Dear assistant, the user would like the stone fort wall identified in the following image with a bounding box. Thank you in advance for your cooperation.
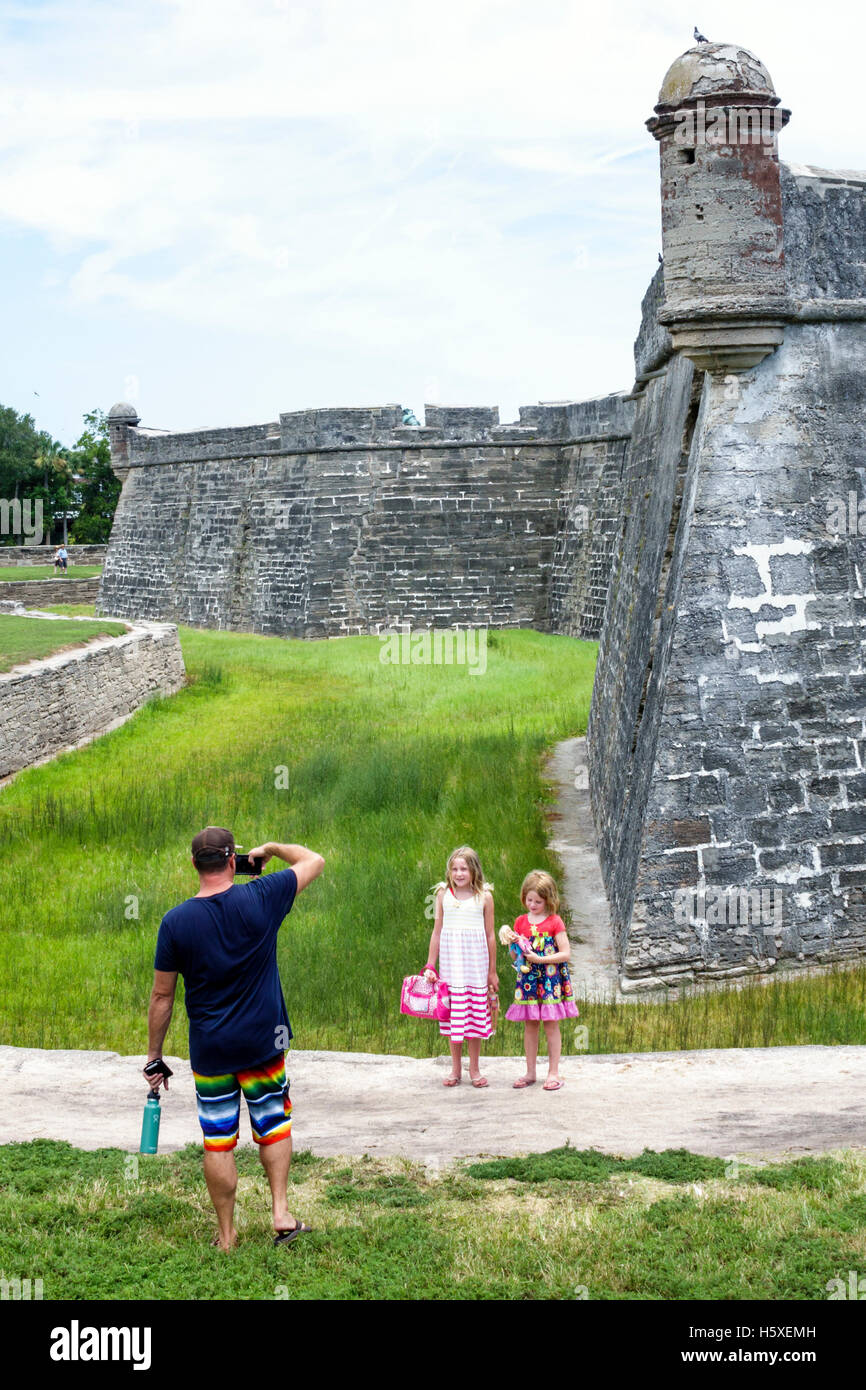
[587,163,866,986]
[98,398,634,639]
[0,544,107,566]
[98,39,866,988]
[0,618,185,781]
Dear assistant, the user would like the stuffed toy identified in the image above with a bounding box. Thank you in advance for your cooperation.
[499,923,545,976]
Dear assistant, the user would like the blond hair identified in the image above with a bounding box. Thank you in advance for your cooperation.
[520,869,560,914]
[445,845,487,898]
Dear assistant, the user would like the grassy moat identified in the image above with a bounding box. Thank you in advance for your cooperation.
[1,619,866,1056]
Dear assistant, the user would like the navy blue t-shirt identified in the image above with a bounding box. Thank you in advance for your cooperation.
[154,868,298,1075]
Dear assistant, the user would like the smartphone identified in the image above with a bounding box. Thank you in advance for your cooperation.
[143,1058,174,1080]
[234,854,263,876]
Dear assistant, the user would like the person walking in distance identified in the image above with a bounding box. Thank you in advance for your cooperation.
[143,827,324,1250]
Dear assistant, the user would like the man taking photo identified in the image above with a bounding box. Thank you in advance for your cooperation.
[143,827,324,1251]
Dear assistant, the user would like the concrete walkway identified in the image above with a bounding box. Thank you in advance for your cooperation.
[3,1043,865,1162]
[544,736,621,999]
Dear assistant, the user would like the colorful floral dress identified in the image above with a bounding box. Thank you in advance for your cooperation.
[504,913,579,1022]
[438,886,493,1041]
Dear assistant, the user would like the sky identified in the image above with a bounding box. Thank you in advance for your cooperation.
[0,0,863,445]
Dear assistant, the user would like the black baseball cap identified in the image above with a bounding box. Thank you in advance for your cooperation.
[191,826,235,866]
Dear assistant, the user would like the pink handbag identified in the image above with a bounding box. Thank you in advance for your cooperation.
[401,970,450,1021]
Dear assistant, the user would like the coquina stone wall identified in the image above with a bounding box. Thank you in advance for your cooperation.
[587,156,866,987]
[0,578,101,605]
[98,399,632,639]
[0,545,107,566]
[547,397,635,640]
[0,620,186,779]
[97,40,866,987]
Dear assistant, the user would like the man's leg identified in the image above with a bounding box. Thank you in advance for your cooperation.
[203,1149,238,1249]
[258,1135,300,1235]
[193,1068,242,1250]
[239,1054,306,1237]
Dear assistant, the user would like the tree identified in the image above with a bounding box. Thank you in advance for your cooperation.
[1,402,122,546]
[66,409,120,544]
[1,405,40,501]
[0,403,68,546]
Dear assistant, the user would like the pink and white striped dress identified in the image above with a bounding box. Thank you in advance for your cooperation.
[438,886,492,1040]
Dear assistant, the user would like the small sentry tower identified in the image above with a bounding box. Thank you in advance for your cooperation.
[647,42,791,371]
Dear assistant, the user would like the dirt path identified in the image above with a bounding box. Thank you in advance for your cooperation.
[3,1043,865,1162]
[544,736,621,998]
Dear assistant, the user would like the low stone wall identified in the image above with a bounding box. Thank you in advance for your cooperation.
[0,544,107,566]
[0,578,101,605]
[0,619,186,779]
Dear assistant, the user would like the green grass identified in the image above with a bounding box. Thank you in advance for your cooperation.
[467,1146,729,1184]
[0,614,129,673]
[3,620,866,1059]
[41,603,97,618]
[0,626,597,1055]
[578,965,866,1054]
[1,1140,864,1300]
[0,564,102,581]
[746,1157,847,1194]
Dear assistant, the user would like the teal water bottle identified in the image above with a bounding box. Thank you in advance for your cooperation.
[140,1090,162,1154]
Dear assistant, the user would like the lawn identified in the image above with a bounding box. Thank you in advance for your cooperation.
[0,614,129,674]
[0,565,102,581]
[1,1139,863,1300]
[0,626,597,1056]
[41,603,98,618]
[3,621,866,1058]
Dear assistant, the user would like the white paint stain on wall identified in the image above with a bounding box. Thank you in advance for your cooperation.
[728,538,818,638]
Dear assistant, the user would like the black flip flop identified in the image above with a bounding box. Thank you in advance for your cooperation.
[273,1220,313,1247]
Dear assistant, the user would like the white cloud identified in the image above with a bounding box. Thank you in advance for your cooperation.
[0,0,863,438]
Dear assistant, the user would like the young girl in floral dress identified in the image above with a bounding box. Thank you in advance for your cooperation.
[424,846,498,1088]
[501,869,577,1091]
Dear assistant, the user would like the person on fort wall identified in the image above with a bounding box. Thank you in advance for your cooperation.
[143,826,324,1251]
[424,846,498,1088]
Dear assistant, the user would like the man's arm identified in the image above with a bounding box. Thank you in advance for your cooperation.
[145,971,178,1088]
[246,841,325,894]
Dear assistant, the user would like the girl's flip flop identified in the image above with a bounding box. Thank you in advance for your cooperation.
[470,1076,489,1088]
[543,1080,564,1092]
[512,1078,536,1088]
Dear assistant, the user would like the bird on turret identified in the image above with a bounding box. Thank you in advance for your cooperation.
[693,26,709,43]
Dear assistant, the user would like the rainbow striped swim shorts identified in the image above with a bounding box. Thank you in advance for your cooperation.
[192,1053,292,1151]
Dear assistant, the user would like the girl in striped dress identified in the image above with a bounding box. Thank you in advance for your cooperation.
[424,846,498,1088]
